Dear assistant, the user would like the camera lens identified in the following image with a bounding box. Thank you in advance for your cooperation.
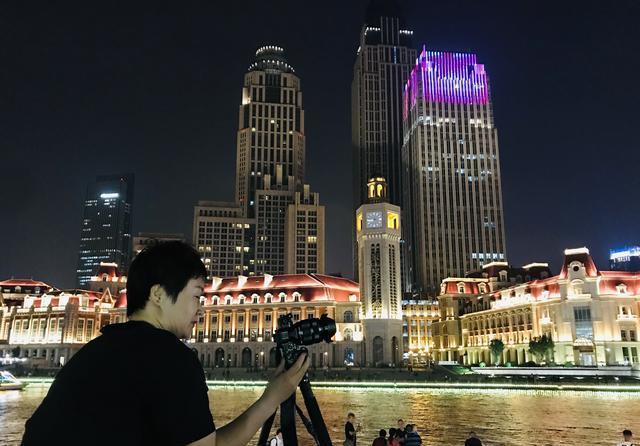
[293,314,336,345]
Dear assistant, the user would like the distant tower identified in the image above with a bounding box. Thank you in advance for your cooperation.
[76,174,134,288]
[356,177,403,366]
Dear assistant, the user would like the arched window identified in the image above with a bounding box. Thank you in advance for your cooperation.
[343,310,354,323]
[499,271,508,282]
[238,295,245,305]
[478,283,487,294]
[617,283,628,295]
[213,296,219,306]
[265,293,272,304]
[279,292,286,302]
[225,295,232,305]
[252,294,259,304]
[343,328,353,341]
[457,282,465,294]
[293,292,301,302]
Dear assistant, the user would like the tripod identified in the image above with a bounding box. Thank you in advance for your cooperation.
[257,372,333,446]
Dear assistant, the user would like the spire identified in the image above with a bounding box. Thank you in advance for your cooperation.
[365,0,406,27]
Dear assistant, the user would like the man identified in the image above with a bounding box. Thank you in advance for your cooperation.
[403,424,422,446]
[396,419,406,443]
[619,429,635,446]
[345,412,357,446]
[269,428,283,446]
[372,429,387,446]
[465,432,482,446]
[22,241,309,446]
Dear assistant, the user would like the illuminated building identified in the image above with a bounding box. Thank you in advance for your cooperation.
[87,262,127,295]
[0,279,52,308]
[0,288,122,366]
[132,232,185,256]
[402,299,439,365]
[194,46,324,277]
[610,246,640,272]
[1,274,361,368]
[285,186,325,274]
[431,248,640,367]
[76,174,134,287]
[402,48,507,295]
[356,177,403,365]
[351,1,417,283]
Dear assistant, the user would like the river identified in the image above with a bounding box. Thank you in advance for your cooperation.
[1,384,637,445]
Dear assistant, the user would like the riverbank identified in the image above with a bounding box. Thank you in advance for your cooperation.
[18,376,640,392]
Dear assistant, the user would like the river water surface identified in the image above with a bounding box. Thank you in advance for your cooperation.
[1,384,637,445]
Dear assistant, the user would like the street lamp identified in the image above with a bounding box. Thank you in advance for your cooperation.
[260,351,265,369]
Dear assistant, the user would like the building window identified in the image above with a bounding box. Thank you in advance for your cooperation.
[631,330,637,342]
[573,306,593,340]
[622,330,628,341]
[457,283,465,294]
[344,311,354,323]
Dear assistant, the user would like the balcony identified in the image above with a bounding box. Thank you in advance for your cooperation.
[617,314,638,322]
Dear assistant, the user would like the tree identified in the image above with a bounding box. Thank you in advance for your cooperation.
[529,334,555,364]
[489,339,505,366]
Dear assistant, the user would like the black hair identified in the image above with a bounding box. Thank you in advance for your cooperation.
[347,412,355,418]
[276,428,282,434]
[379,429,387,437]
[624,429,633,436]
[126,241,207,316]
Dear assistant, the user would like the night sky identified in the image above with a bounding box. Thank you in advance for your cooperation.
[2,1,639,288]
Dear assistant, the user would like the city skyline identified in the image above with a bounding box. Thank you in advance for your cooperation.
[2,1,639,287]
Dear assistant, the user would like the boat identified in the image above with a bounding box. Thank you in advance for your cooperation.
[0,370,28,390]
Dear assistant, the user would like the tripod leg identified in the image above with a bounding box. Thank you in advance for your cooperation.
[257,411,277,446]
[295,404,319,445]
[281,393,298,446]
[299,376,333,446]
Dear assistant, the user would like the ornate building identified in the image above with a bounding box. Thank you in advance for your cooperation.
[0,288,125,367]
[431,248,640,367]
[87,262,127,296]
[356,177,403,365]
[0,274,361,369]
[0,279,52,308]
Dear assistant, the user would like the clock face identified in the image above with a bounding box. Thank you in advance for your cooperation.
[365,211,383,228]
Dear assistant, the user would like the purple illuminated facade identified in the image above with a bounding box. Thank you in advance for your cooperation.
[402,46,507,295]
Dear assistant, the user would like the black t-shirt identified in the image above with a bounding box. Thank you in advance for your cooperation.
[345,421,356,440]
[22,321,215,446]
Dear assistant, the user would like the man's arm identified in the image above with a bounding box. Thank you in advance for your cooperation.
[188,354,310,446]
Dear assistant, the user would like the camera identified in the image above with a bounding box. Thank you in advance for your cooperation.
[274,313,336,367]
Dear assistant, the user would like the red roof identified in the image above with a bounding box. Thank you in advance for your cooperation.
[559,252,599,278]
[203,274,360,304]
[93,263,123,280]
[0,278,50,288]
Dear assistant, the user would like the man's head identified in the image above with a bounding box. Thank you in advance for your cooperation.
[276,428,282,439]
[405,424,414,433]
[397,419,405,429]
[389,428,396,438]
[347,412,355,422]
[623,429,633,441]
[379,429,387,438]
[127,241,207,338]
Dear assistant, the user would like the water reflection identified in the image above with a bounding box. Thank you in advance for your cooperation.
[2,384,637,445]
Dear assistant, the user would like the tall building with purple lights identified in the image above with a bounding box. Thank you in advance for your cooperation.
[352,0,417,283]
[402,47,507,295]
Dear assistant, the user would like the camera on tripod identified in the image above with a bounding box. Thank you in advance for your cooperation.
[259,313,337,445]
[273,313,336,367]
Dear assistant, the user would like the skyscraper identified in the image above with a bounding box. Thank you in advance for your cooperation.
[402,48,507,295]
[76,174,134,287]
[352,1,416,281]
[194,46,324,278]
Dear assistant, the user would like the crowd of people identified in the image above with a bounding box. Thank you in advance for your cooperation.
[344,414,483,446]
[345,413,636,446]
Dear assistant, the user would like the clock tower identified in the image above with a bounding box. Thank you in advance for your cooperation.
[356,177,403,366]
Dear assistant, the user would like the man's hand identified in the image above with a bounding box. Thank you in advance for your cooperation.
[262,354,310,406]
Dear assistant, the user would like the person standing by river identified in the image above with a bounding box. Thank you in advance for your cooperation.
[618,429,635,446]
